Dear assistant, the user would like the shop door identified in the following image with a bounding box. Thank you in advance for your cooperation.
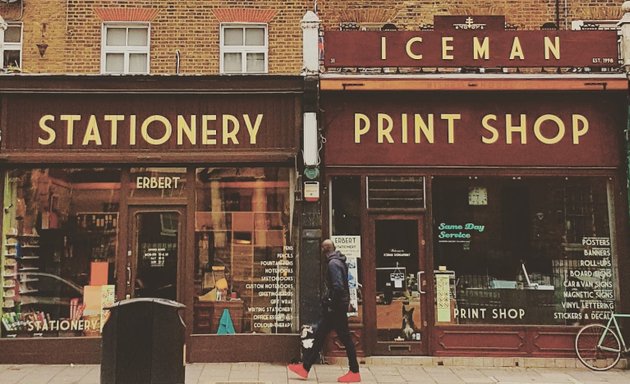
[367,215,428,355]
[127,207,186,301]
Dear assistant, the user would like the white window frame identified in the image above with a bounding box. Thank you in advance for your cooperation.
[571,20,619,31]
[101,22,150,74]
[220,23,268,74]
[2,22,22,70]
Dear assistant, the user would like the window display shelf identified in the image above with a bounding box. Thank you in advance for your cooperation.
[76,212,118,231]
[3,233,43,311]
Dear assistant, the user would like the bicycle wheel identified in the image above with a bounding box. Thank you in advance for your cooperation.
[575,323,621,371]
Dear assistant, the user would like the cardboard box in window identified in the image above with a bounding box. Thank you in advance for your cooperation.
[195,212,227,231]
[232,212,254,231]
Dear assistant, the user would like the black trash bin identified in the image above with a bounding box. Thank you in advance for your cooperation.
[101,297,186,384]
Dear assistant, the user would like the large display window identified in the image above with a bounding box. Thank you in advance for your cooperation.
[1,168,120,338]
[193,167,296,334]
[433,176,615,326]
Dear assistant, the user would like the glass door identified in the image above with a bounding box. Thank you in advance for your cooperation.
[368,215,428,355]
[128,207,185,301]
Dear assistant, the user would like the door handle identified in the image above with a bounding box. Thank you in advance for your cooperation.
[126,264,131,287]
[417,271,426,294]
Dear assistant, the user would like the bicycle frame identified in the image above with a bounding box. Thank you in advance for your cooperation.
[598,313,630,354]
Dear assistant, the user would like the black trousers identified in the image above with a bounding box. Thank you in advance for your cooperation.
[302,307,359,373]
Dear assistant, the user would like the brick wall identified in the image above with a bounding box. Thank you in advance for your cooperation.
[1,0,311,74]
[317,0,624,31]
[0,1,626,74]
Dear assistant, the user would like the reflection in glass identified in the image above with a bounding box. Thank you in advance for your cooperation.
[193,168,295,335]
[1,168,120,338]
[134,212,179,300]
[375,220,421,342]
[433,177,613,326]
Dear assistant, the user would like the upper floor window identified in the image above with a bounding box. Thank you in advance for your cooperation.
[3,23,22,70]
[220,24,267,74]
[101,24,150,74]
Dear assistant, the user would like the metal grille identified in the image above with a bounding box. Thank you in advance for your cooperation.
[367,176,425,209]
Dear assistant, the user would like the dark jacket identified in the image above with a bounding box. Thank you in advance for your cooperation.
[325,250,350,312]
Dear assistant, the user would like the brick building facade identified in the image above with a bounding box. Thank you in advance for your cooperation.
[0,0,628,366]
[317,0,622,31]
[1,0,309,74]
[0,1,625,75]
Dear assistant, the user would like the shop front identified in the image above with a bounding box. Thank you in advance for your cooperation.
[320,80,630,357]
[0,75,303,363]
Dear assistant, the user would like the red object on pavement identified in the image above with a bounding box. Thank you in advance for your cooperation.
[288,363,309,379]
[338,371,361,383]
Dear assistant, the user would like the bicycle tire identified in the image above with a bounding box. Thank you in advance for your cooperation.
[575,323,621,371]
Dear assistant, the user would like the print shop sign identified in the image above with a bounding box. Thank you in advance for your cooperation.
[354,113,590,146]
[437,223,485,243]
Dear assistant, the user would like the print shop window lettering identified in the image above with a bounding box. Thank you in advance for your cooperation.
[37,114,264,146]
[438,223,485,239]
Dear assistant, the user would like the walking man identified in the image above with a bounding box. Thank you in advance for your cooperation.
[288,239,361,382]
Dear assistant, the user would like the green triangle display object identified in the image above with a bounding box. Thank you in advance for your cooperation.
[217,308,236,335]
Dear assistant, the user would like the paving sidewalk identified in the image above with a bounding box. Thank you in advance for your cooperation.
[0,363,628,384]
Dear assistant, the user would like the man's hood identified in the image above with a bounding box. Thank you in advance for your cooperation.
[327,250,346,263]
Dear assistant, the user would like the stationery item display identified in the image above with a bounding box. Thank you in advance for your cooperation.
[217,309,235,335]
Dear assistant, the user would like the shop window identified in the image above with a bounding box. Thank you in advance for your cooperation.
[433,177,614,326]
[331,176,361,235]
[2,23,22,71]
[101,23,150,74]
[193,168,294,334]
[220,24,268,74]
[1,168,120,338]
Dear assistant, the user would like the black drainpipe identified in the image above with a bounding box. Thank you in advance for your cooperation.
[555,0,561,29]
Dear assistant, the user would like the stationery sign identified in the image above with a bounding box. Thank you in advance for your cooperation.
[324,30,618,68]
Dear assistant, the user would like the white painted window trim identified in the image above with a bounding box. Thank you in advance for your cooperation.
[571,20,619,31]
[220,23,268,74]
[101,22,151,74]
[2,22,23,70]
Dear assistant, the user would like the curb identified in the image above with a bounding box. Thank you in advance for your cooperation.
[325,356,629,370]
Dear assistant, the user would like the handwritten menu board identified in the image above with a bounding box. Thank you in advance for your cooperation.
[554,237,614,323]
[248,247,295,331]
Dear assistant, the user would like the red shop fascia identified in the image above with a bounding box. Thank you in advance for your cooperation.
[320,18,630,358]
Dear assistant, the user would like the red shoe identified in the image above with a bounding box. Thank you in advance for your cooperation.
[288,363,309,379]
[338,371,361,382]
